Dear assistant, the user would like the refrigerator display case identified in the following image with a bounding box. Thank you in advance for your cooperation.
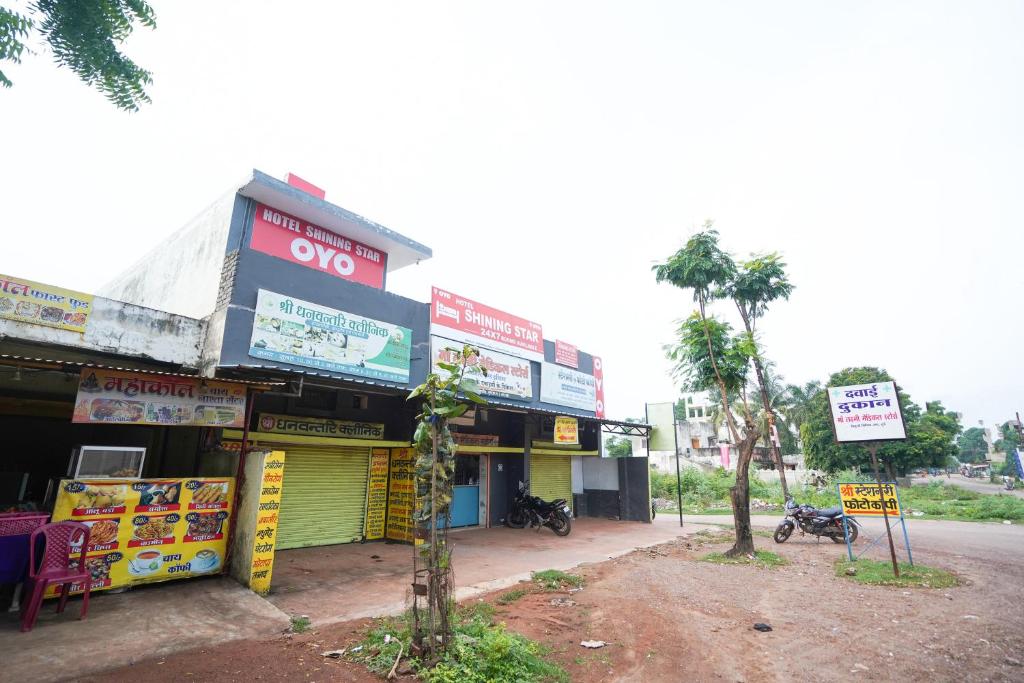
[67,446,146,479]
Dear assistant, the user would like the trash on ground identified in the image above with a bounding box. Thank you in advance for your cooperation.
[753,623,773,632]
[581,640,606,648]
[321,649,346,658]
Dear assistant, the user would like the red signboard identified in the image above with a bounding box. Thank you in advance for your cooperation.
[430,287,544,362]
[593,356,605,419]
[555,340,579,368]
[249,203,387,288]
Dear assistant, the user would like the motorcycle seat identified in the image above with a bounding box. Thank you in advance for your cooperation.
[816,506,843,518]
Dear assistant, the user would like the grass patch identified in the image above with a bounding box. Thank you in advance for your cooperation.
[652,467,1024,523]
[702,550,788,568]
[289,615,311,633]
[350,602,567,682]
[531,569,584,591]
[835,559,960,588]
[497,588,529,605]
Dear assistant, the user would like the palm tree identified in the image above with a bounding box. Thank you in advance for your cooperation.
[724,253,795,499]
[782,380,823,448]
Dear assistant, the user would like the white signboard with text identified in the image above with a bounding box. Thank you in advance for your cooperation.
[430,336,533,400]
[540,362,596,412]
[827,381,906,442]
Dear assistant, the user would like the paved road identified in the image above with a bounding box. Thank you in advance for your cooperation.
[913,473,1024,498]
[659,513,1024,563]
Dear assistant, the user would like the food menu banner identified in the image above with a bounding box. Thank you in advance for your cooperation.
[385,448,415,543]
[364,448,389,540]
[0,273,93,333]
[47,477,234,597]
[249,289,412,384]
[249,451,285,596]
[72,370,247,427]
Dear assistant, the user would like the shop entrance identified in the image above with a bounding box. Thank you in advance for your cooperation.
[275,445,370,549]
[530,453,572,510]
[450,455,480,528]
[488,453,524,527]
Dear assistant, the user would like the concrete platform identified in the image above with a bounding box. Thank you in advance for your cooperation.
[0,576,291,683]
[267,517,689,624]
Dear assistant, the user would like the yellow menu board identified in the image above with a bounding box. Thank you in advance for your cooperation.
[385,448,415,543]
[364,448,389,540]
[48,477,235,597]
[249,451,284,595]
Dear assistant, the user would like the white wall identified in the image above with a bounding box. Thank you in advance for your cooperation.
[582,456,619,491]
[99,192,235,319]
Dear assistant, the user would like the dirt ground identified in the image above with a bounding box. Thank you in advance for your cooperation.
[80,526,1024,682]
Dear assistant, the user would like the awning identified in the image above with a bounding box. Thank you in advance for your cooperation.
[0,354,285,389]
[217,364,409,393]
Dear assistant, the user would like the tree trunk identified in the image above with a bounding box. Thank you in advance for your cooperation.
[738,309,790,500]
[884,459,896,483]
[726,428,759,557]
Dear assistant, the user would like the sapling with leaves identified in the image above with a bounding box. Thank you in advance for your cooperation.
[406,343,486,659]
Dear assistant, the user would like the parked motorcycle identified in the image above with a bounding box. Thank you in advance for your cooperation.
[773,498,859,544]
[505,483,572,536]
[1005,476,1016,491]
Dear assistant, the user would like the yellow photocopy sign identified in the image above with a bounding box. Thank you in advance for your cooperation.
[838,482,901,517]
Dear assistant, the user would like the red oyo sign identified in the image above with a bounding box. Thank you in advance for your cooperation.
[555,340,579,368]
[430,287,543,362]
[250,203,387,288]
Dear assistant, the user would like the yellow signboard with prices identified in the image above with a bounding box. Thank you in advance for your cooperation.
[249,451,285,595]
[838,482,901,517]
[554,416,579,445]
[48,477,234,597]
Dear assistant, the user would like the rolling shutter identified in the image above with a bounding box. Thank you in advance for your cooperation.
[530,453,572,510]
[275,445,371,550]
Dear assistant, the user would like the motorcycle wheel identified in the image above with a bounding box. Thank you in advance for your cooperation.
[831,524,856,544]
[773,522,793,543]
[550,510,572,536]
[505,509,527,529]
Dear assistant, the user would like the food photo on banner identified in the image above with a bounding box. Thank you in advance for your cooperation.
[0,273,94,333]
[47,477,235,596]
[248,289,412,383]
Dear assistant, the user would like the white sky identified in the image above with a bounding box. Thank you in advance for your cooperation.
[2,1,1021,431]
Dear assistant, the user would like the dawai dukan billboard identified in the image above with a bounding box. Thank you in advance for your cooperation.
[430,287,544,362]
[250,203,387,288]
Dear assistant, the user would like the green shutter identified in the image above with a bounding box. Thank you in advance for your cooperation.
[529,453,572,510]
[275,445,370,550]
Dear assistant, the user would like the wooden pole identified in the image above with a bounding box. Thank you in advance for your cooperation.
[868,443,900,578]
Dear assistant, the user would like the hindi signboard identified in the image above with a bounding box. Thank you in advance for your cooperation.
[249,289,412,383]
[72,370,246,428]
[385,448,415,543]
[430,336,532,400]
[554,416,579,445]
[540,362,597,412]
[555,340,578,368]
[0,273,93,333]
[48,476,234,596]
[430,287,544,362]
[249,451,285,595]
[258,413,385,440]
[838,482,901,516]
[249,203,387,288]
[827,381,906,442]
[364,448,390,540]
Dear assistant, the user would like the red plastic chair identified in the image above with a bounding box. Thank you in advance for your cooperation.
[20,521,91,632]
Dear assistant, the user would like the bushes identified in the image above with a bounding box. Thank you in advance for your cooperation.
[650,466,840,510]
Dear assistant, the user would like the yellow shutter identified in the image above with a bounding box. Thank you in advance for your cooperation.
[274,445,370,550]
[529,453,572,510]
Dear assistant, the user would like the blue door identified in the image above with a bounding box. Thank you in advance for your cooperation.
[450,485,480,527]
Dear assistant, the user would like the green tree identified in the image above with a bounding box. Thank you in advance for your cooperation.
[407,343,486,657]
[956,427,988,463]
[995,422,1022,475]
[802,367,960,478]
[604,435,633,457]
[1,1,156,110]
[781,380,822,447]
[724,253,795,498]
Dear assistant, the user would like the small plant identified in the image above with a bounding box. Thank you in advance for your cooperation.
[835,559,960,588]
[532,569,584,591]
[702,550,788,568]
[497,588,529,605]
[289,615,311,633]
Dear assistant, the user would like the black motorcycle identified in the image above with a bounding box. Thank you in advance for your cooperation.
[773,498,860,544]
[505,483,572,536]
